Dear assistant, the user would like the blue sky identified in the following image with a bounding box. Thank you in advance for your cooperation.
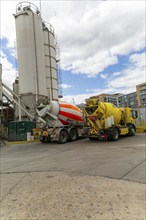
[1,37,17,69]
[0,1,145,104]
[62,47,146,96]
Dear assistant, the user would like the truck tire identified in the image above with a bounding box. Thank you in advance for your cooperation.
[89,137,97,140]
[107,136,112,141]
[110,128,119,141]
[58,129,68,144]
[69,128,78,141]
[128,125,135,136]
[40,136,49,143]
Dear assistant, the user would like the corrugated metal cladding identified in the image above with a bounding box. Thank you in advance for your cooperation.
[14,2,58,112]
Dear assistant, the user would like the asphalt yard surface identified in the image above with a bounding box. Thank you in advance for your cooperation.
[0,133,146,220]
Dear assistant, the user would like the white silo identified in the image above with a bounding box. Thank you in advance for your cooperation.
[43,22,58,100]
[14,2,47,113]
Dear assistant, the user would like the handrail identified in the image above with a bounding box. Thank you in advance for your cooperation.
[16,2,40,16]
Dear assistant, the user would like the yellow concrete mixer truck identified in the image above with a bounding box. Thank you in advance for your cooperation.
[84,98,138,141]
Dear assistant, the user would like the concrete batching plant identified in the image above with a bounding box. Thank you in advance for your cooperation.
[13,2,60,119]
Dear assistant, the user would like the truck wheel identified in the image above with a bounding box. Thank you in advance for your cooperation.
[107,136,112,141]
[69,128,78,141]
[110,128,119,141]
[128,125,135,136]
[89,137,97,140]
[40,136,48,143]
[58,129,68,144]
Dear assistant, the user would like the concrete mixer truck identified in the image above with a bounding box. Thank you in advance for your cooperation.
[84,98,138,141]
[36,100,88,143]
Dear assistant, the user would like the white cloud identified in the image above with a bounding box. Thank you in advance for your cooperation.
[1,1,18,47]
[112,72,121,77]
[61,83,73,89]
[1,51,17,89]
[46,1,145,77]
[61,86,119,105]
[100,73,108,79]
[65,51,118,77]
[0,1,145,104]
[1,1,144,76]
[129,53,145,67]
[60,93,93,105]
[62,52,145,104]
[107,53,145,90]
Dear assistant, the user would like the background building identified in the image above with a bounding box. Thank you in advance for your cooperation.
[90,93,120,106]
[118,92,138,108]
[136,82,146,107]
[89,82,146,109]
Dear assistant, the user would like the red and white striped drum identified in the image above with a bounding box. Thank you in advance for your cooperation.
[37,101,84,125]
[58,101,84,125]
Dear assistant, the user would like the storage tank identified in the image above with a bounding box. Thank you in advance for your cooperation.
[14,2,47,111]
[43,22,58,100]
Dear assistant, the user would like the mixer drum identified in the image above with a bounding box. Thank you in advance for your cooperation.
[58,101,84,125]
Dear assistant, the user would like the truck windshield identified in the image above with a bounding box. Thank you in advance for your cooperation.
[131,110,138,119]
[85,106,98,115]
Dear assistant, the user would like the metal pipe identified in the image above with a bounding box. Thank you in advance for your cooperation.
[18,96,22,121]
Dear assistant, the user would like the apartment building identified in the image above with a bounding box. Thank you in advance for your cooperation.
[118,92,138,108]
[90,93,120,106]
[136,82,146,107]
[89,82,146,109]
